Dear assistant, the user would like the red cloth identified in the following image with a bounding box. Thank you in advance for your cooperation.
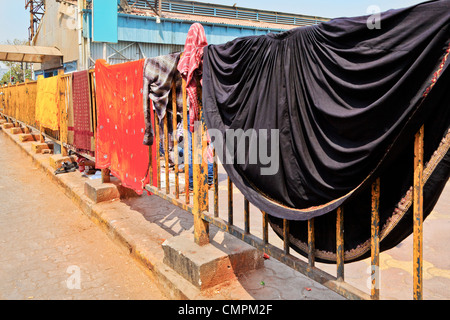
[177,23,208,132]
[72,70,93,151]
[95,59,149,194]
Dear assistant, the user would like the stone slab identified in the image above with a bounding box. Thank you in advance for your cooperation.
[10,127,25,134]
[84,179,120,203]
[18,133,41,142]
[49,154,77,170]
[162,231,264,290]
[1,123,13,130]
[31,142,54,154]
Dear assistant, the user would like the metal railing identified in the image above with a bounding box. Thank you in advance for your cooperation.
[141,74,431,300]
[0,67,430,301]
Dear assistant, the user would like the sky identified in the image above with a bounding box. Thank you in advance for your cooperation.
[0,0,429,67]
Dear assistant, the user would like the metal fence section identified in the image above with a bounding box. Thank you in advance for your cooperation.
[0,70,429,301]
[142,76,428,300]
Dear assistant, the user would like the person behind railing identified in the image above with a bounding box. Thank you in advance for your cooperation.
[178,114,213,192]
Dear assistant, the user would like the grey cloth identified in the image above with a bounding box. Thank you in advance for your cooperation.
[143,53,184,146]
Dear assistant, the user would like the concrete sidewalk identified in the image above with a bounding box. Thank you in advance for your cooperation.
[1,121,449,300]
[0,123,345,300]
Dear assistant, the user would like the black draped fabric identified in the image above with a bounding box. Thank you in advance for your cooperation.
[202,0,450,263]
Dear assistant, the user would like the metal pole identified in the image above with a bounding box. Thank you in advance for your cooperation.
[413,125,424,300]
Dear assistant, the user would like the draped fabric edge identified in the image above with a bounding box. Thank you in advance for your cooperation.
[203,37,450,223]
[94,59,148,196]
[270,128,450,263]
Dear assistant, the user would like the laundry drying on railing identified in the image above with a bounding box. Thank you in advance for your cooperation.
[35,75,60,131]
[71,70,95,153]
[142,52,184,147]
[94,59,149,195]
[202,0,450,263]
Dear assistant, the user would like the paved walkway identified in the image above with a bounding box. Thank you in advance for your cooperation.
[0,133,166,300]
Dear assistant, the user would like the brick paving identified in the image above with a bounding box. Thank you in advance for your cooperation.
[0,133,166,300]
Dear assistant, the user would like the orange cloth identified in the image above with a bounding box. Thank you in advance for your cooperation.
[35,75,59,130]
[95,59,149,194]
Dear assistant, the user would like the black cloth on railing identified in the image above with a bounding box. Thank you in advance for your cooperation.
[202,0,450,262]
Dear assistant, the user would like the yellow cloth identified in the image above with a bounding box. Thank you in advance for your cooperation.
[35,76,59,130]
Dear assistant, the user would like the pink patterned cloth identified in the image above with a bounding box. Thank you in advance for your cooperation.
[177,23,208,132]
[72,70,93,151]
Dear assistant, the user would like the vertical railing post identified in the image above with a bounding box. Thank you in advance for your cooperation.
[101,168,111,183]
[163,110,170,194]
[172,81,179,199]
[228,177,233,226]
[192,77,210,246]
[244,198,250,234]
[262,211,269,245]
[213,148,219,217]
[283,218,290,255]
[182,78,190,203]
[371,177,381,300]
[58,69,68,156]
[413,125,424,300]
[155,109,161,189]
[308,218,315,268]
[336,207,345,282]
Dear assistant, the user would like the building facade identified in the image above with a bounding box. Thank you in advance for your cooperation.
[31,0,328,76]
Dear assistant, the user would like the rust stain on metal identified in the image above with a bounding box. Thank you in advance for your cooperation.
[413,125,424,300]
[336,207,344,282]
[308,218,315,268]
[371,177,380,300]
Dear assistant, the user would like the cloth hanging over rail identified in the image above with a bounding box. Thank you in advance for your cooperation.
[142,53,183,146]
[71,70,94,152]
[203,0,450,263]
[35,75,59,131]
[178,22,208,132]
[95,59,149,195]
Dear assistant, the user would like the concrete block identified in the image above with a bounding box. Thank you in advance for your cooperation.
[49,154,77,170]
[18,133,41,142]
[162,231,264,290]
[84,179,120,203]
[0,119,6,125]
[1,123,13,130]
[10,127,24,134]
[31,142,54,154]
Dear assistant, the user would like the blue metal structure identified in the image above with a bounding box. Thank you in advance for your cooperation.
[81,0,326,65]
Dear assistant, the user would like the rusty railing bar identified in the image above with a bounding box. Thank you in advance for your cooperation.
[308,218,315,268]
[213,148,219,217]
[371,177,380,300]
[155,109,161,189]
[163,110,170,194]
[182,78,190,204]
[413,125,424,300]
[172,80,179,199]
[336,206,345,282]
[262,210,269,244]
[228,177,233,226]
[244,198,250,234]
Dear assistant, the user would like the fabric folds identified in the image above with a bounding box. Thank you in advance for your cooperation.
[35,75,59,131]
[142,53,183,146]
[178,23,208,132]
[95,59,149,195]
[72,70,93,151]
[202,0,450,262]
